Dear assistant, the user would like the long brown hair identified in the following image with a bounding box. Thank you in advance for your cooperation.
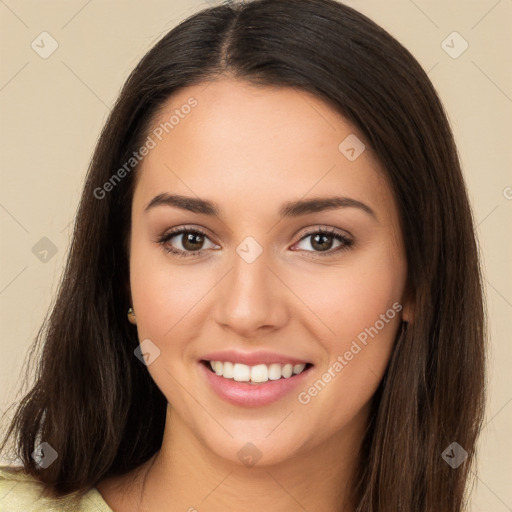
[0,1,486,510]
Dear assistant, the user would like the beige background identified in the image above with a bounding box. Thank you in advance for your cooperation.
[0,0,511,509]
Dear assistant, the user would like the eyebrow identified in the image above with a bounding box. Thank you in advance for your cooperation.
[144,193,377,220]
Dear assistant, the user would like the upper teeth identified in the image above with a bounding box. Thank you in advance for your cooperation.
[209,361,307,383]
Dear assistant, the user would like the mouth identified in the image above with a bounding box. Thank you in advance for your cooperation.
[200,360,314,384]
[198,359,315,407]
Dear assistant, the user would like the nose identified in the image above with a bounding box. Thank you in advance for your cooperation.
[213,246,289,339]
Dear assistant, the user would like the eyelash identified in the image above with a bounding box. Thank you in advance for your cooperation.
[156,226,353,259]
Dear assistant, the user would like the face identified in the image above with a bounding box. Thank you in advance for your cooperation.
[128,78,410,466]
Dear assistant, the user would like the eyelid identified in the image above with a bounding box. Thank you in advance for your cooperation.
[158,225,218,244]
[293,224,353,240]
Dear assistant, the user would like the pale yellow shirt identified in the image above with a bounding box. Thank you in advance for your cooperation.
[0,465,113,511]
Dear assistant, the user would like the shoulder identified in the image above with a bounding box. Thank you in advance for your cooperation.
[0,465,113,512]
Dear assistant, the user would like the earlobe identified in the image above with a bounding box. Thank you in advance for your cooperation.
[401,301,413,324]
[400,285,414,324]
[127,307,137,325]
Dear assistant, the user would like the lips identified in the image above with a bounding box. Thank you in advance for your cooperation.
[199,361,313,407]
[198,349,315,407]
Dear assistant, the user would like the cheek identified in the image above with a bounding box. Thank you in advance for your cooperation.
[293,243,403,376]
[306,325,400,456]
[128,241,215,407]
[293,244,405,436]
[129,235,218,359]
[291,240,405,346]
[299,310,399,443]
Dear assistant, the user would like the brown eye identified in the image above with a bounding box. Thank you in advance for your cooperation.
[309,233,335,252]
[180,232,205,251]
[293,228,353,257]
[157,228,218,258]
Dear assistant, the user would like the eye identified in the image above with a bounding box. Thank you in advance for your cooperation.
[292,227,353,257]
[156,226,353,259]
[156,227,218,258]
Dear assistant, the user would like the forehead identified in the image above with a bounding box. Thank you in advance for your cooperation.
[133,78,394,224]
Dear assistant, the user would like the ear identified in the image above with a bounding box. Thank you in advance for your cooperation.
[127,307,137,325]
[402,301,413,323]
[400,285,414,324]
[400,284,416,323]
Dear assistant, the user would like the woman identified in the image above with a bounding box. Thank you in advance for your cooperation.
[0,0,486,510]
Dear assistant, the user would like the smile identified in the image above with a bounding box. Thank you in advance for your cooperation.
[204,360,312,383]
[199,359,314,407]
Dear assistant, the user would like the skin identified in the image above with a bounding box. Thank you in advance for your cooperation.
[96,77,411,512]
